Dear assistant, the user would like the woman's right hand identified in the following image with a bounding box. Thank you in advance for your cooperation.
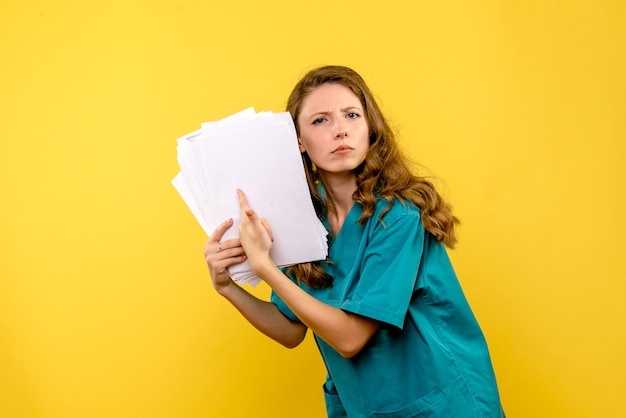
[204,218,247,293]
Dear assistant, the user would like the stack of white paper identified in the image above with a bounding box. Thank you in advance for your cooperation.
[172,108,328,286]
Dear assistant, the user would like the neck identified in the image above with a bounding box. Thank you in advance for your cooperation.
[319,171,357,236]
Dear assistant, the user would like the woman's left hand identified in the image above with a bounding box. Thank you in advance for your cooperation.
[237,189,274,274]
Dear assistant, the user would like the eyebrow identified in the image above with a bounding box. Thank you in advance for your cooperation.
[307,106,362,118]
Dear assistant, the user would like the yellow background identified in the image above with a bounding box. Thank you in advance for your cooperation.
[1,1,624,417]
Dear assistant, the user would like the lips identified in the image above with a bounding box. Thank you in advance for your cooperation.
[332,145,353,153]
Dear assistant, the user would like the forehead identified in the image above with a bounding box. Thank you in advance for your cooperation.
[300,83,362,113]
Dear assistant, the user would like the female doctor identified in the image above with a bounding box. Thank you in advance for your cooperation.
[204,65,505,417]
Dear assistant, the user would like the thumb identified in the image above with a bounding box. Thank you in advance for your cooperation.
[261,218,274,241]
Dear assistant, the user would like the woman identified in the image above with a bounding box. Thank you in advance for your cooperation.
[204,65,504,417]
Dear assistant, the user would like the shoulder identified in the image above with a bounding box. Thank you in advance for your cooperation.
[373,197,422,223]
[361,197,423,238]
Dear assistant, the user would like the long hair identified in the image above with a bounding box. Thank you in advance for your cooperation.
[286,65,459,288]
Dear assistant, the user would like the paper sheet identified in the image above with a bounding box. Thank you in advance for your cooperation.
[172,108,328,286]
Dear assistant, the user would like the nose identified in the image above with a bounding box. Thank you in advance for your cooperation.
[334,120,348,139]
[335,130,348,139]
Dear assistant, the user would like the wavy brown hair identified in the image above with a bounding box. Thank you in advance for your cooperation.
[286,65,459,289]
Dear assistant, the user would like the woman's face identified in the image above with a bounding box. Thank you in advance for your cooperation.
[297,83,369,177]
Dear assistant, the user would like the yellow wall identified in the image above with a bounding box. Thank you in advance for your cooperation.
[1,1,624,416]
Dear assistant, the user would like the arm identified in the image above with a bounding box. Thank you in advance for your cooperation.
[236,190,381,358]
[204,219,307,348]
[216,279,307,348]
[260,263,380,358]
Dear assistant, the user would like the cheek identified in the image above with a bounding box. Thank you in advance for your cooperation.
[298,136,312,154]
[360,147,369,163]
[297,132,319,154]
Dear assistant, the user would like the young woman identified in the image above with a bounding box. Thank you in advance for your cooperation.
[204,66,505,417]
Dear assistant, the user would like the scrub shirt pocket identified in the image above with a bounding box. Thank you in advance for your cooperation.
[323,383,348,418]
[372,387,450,417]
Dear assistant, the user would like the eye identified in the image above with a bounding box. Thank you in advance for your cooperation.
[312,117,326,125]
[346,112,360,119]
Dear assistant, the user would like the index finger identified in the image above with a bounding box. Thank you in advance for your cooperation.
[238,189,260,221]
[237,188,249,212]
[210,218,234,242]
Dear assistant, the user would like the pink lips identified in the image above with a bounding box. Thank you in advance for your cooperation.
[332,145,353,154]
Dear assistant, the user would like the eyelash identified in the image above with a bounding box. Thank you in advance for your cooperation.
[311,113,360,125]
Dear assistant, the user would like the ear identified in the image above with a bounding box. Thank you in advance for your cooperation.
[298,138,305,153]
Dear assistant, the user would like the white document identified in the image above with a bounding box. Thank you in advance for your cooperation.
[172,108,328,286]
